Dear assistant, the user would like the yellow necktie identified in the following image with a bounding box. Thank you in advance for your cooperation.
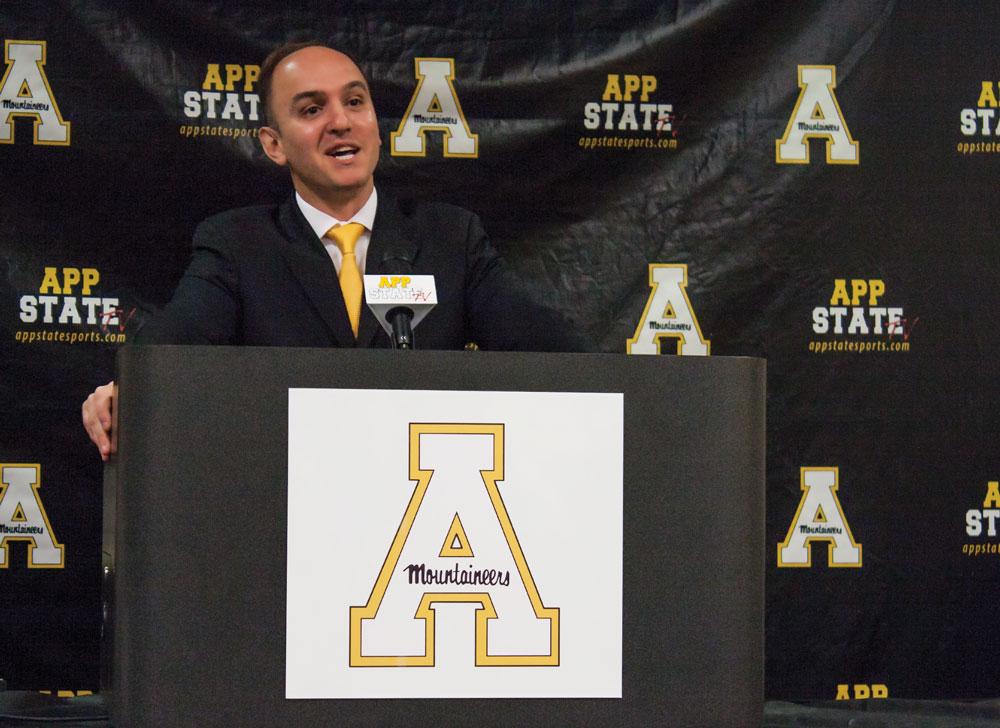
[326,222,365,337]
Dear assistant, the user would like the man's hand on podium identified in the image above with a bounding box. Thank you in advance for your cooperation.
[82,381,115,461]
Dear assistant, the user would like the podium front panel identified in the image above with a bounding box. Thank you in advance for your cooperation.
[104,347,764,727]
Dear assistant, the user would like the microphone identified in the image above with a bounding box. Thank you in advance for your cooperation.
[387,304,414,350]
[381,250,415,350]
[364,250,438,350]
[381,248,413,349]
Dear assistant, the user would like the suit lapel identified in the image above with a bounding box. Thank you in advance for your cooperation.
[356,194,422,348]
[275,197,356,346]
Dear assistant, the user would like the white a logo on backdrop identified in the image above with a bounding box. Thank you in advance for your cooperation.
[627,264,710,355]
[390,58,478,157]
[0,464,64,568]
[776,65,858,165]
[287,389,623,698]
[0,40,70,145]
[777,467,862,567]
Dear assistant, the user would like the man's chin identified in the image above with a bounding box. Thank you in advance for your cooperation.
[328,178,372,198]
[297,173,370,196]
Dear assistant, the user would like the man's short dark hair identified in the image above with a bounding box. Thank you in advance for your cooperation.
[258,42,366,128]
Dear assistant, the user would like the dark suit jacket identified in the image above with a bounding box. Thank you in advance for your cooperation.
[136,193,591,352]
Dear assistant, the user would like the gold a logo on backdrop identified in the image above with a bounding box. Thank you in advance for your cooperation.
[778,467,862,568]
[390,58,478,158]
[627,264,710,355]
[0,464,64,568]
[0,40,70,145]
[776,65,858,165]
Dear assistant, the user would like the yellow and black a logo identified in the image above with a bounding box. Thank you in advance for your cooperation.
[627,264,709,355]
[776,65,857,165]
[0,464,64,568]
[390,58,478,158]
[0,40,71,145]
[778,467,861,567]
[350,423,559,667]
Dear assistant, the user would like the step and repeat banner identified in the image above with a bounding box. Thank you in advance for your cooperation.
[2,0,998,700]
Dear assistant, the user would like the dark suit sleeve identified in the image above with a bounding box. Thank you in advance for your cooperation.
[462,213,594,353]
[133,219,242,345]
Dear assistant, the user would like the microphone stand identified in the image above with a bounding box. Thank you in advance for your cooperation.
[387,306,414,350]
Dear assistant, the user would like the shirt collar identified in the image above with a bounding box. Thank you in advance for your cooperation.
[295,187,378,240]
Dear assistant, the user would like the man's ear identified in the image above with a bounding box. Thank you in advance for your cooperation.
[259,126,287,166]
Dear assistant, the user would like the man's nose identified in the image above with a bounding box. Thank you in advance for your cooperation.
[325,104,350,132]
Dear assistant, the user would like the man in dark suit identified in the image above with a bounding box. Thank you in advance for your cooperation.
[137,187,580,352]
[82,43,590,458]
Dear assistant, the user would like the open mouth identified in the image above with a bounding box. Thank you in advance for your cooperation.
[327,145,359,160]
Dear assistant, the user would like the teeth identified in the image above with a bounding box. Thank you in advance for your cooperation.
[331,148,357,157]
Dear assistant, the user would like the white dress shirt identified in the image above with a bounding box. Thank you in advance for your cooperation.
[295,188,378,275]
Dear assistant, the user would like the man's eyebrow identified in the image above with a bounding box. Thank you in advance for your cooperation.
[343,80,369,94]
[289,81,368,107]
[289,90,325,107]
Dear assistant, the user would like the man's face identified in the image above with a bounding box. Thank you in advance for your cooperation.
[259,47,380,212]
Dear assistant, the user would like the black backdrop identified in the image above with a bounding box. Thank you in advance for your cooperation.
[2,0,999,700]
